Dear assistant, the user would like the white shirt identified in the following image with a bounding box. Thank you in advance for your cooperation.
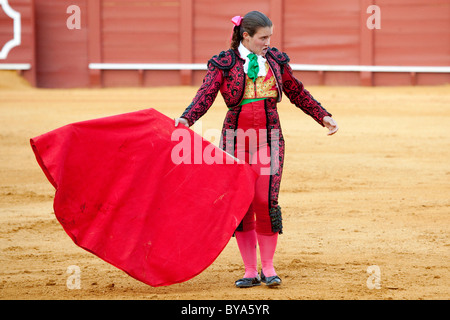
[238,42,267,78]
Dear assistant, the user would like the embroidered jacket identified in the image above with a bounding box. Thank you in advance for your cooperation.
[181,47,331,126]
[180,47,332,234]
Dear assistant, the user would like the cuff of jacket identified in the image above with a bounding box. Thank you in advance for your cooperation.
[179,115,193,127]
[315,109,332,127]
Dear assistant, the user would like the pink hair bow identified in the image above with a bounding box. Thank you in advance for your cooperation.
[230,16,243,41]
[231,15,243,27]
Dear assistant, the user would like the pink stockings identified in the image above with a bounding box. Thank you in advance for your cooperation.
[257,232,278,277]
[235,230,278,278]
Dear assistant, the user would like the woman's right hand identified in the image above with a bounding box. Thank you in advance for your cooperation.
[174,117,189,127]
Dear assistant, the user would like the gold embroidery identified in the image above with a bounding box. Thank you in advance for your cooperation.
[243,62,278,99]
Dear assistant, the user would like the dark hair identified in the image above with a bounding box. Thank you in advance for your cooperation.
[230,11,273,50]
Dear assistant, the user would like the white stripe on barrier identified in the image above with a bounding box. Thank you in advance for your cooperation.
[0,63,31,70]
[89,63,450,73]
[290,64,450,73]
[89,63,207,71]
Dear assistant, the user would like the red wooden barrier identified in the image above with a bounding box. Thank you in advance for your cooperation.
[0,0,36,86]
[1,0,449,88]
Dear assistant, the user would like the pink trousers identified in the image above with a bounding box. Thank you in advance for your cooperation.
[235,100,275,236]
[234,100,279,278]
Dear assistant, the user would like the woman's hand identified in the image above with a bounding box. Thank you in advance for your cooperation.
[322,116,338,136]
[174,117,190,127]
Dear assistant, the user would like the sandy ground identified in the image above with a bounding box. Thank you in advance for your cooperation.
[0,71,449,300]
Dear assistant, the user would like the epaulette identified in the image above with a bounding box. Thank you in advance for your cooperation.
[208,49,237,71]
[267,47,290,65]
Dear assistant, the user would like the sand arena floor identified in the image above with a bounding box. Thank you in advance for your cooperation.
[0,71,448,300]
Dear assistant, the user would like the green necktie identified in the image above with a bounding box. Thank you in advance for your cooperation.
[247,53,259,83]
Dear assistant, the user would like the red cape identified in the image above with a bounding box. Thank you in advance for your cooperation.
[30,108,256,287]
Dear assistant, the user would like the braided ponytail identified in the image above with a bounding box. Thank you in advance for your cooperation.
[230,25,242,50]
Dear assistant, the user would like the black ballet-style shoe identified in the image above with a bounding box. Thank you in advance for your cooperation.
[261,270,281,287]
[235,276,261,288]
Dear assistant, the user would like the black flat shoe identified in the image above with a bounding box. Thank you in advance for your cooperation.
[261,270,282,287]
[235,276,261,288]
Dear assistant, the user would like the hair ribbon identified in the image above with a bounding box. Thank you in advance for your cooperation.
[230,16,243,41]
[231,15,243,26]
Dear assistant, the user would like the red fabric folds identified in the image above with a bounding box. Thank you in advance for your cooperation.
[30,108,257,287]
